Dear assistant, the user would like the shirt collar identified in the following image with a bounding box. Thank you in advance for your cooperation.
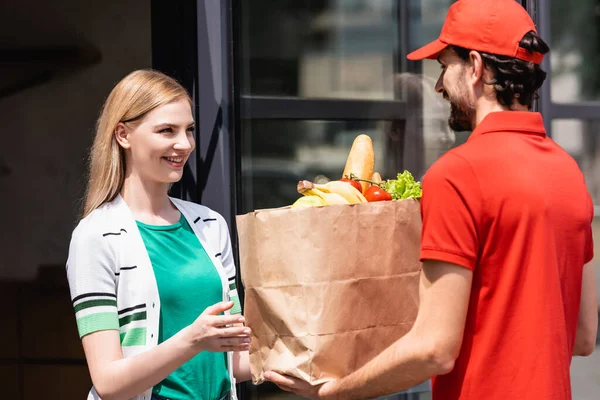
[468,111,546,141]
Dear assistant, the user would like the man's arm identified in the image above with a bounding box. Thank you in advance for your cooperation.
[266,260,473,400]
[573,261,598,357]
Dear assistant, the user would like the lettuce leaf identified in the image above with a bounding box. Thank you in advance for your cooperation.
[383,171,422,200]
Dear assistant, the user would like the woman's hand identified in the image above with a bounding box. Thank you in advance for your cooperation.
[185,301,251,353]
[233,349,252,382]
[81,301,250,399]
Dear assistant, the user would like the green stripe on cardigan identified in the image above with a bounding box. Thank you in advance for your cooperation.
[77,312,119,338]
[119,311,147,327]
[74,298,117,313]
[120,327,147,347]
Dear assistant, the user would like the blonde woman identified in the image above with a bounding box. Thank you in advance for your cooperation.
[66,69,251,400]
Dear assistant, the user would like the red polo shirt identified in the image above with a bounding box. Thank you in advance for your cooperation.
[420,111,595,400]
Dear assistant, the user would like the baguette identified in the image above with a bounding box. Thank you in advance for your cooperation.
[342,134,375,193]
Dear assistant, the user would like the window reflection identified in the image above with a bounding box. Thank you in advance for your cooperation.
[380,73,454,181]
[552,119,600,205]
[550,0,600,103]
[240,0,400,99]
[240,119,387,212]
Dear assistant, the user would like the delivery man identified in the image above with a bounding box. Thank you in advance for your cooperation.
[265,0,598,399]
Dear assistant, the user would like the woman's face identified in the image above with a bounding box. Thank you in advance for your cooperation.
[117,98,195,184]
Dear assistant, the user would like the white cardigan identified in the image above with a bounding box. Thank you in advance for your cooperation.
[66,195,240,400]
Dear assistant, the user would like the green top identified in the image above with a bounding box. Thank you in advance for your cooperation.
[137,214,230,400]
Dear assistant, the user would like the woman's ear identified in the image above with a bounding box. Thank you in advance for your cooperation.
[114,122,131,149]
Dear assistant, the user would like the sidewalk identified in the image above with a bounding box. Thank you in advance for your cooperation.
[571,344,600,400]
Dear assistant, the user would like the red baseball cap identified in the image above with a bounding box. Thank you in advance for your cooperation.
[407,0,544,64]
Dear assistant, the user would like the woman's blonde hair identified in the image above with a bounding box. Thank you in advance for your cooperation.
[83,69,192,218]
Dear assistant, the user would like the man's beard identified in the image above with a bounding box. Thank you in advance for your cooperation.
[448,99,475,132]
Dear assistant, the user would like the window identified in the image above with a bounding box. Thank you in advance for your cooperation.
[235,0,455,398]
[548,0,600,103]
[552,120,600,205]
[536,0,600,396]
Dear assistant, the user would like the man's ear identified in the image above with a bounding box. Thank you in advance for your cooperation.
[114,122,131,149]
[468,51,486,86]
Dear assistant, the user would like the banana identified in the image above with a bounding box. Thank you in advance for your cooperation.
[297,181,350,206]
[313,180,367,204]
[291,196,326,209]
[371,172,383,184]
[308,188,350,205]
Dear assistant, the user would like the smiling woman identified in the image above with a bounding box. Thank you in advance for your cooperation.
[114,98,196,193]
[83,70,194,218]
[65,69,252,400]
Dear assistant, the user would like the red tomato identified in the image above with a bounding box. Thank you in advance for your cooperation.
[364,185,392,202]
[341,178,363,193]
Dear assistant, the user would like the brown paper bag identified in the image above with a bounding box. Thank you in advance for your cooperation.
[236,199,422,385]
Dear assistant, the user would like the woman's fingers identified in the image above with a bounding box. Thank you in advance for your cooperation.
[221,344,251,352]
[202,301,234,316]
[210,314,245,327]
[218,326,251,337]
[220,336,251,346]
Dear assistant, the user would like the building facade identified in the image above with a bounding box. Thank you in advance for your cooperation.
[0,0,598,399]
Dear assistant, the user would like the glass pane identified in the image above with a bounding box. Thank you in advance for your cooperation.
[410,0,455,92]
[237,2,455,398]
[239,0,400,99]
[240,115,455,213]
[550,0,600,103]
[409,0,454,49]
[555,121,600,397]
[551,119,600,204]
[570,214,600,398]
[238,0,457,101]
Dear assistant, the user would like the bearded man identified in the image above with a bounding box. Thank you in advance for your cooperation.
[266,0,598,399]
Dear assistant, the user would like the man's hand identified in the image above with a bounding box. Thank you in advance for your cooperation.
[264,371,338,400]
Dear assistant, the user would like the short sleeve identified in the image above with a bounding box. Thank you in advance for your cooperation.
[218,215,242,315]
[420,153,483,270]
[66,223,119,338]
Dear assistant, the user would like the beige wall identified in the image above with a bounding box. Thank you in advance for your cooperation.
[0,0,151,280]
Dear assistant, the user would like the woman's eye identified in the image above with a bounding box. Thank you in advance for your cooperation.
[159,128,173,134]
[186,127,195,134]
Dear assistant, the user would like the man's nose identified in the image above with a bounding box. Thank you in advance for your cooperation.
[435,75,444,94]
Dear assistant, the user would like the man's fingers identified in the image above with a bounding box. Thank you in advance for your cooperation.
[201,301,234,316]
[275,384,295,393]
[264,371,300,389]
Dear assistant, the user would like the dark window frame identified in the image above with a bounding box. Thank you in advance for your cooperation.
[240,96,411,120]
[533,0,600,212]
